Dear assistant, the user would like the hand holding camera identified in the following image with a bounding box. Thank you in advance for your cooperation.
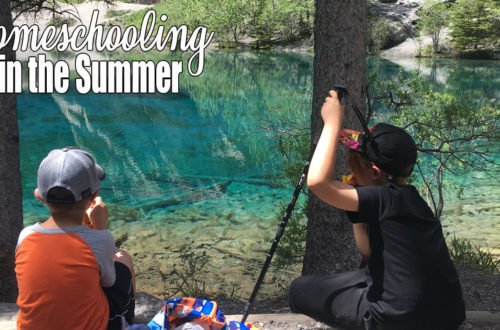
[321,89,345,129]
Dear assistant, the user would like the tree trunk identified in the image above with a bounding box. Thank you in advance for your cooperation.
[302,0,367,275]
[0,0,24,302]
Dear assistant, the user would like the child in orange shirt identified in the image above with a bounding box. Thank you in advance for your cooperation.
[16,147,135,330]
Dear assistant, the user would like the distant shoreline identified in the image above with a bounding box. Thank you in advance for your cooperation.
[13,1,498,61]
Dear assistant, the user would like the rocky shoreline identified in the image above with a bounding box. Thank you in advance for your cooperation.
[13,0,426,60]
[131,263,500,328]
[15,0,497,61]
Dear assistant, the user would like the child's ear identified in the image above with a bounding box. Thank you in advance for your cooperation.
[34,188,47,205]
[370,164,384,180]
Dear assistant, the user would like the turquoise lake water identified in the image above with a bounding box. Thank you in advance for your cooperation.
[17,52,499,295]
[19,51,315,224]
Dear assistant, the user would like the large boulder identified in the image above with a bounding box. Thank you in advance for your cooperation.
[370,0,424,49]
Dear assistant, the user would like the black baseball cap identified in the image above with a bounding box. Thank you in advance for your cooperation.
[340,123,417,177]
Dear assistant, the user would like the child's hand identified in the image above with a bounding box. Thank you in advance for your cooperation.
[321,90,344,129]
[86,196,109,230]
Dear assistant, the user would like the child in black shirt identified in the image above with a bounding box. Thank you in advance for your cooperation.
[288,90,465,329]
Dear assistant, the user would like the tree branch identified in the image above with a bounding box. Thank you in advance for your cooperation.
[386,91,414,111]
[416,161,438,215]
[12,0,114,21]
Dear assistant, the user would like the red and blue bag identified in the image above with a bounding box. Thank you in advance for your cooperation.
[147,297,258,330]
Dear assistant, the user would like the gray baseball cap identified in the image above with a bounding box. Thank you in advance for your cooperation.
[38,147,105,204]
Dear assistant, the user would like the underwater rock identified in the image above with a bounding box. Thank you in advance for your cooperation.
[115,232,128,248]
[109,204,140,222]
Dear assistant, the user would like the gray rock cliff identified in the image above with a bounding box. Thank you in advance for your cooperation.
[370,0,424,49]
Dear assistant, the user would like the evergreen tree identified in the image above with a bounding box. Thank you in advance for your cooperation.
[0,0,24,302]
[450,0,500,51]
[303,0,366,275]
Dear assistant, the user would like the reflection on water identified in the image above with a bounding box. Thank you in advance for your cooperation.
[20,52,315,223]
[18,52,499,297]
[379,57,499,100]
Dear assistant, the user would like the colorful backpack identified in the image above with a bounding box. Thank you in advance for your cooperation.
[147,297,258,330]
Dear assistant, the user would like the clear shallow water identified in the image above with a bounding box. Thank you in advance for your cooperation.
[19,51,315,224]
[20,91,288,221]
[18,52,499,297]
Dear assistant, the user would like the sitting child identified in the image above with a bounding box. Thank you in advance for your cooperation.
[15,147,135,330]
[289,91,465,329]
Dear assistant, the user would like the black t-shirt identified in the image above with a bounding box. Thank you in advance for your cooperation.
[347,184,465,329]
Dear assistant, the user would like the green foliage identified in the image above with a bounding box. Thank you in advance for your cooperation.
[278,130,310,186]
[61,0,88,4]
[211,0,251,43]
[47,15,76,28]
[448,235,500,273]
[11,0,114,23]
[106,9,131,19]
[117,0,158,3]
[250,0,313,47]
[274,203,308,268]
[170,250,216,299]
[371,71,499,220]
[120,0,313,46]
[367,17,393,55]
[419,44,435,58]
[450,0,500,51]
[117,0,500,54]
[409,0,498,56]
[417,0,450,54]
[176,0,252,45]
[168,249,241,299]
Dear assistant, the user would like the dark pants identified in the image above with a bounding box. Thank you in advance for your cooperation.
[104,262,135,330]
[289,268,377,330]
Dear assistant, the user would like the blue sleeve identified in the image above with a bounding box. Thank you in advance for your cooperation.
[347,185,389,224]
